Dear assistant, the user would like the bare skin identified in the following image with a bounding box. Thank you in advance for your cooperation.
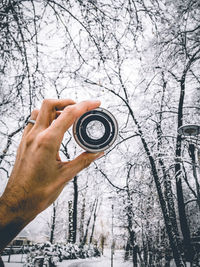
[0,99,103,252]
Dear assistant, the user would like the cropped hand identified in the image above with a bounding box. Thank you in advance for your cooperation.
[0,99,103,251]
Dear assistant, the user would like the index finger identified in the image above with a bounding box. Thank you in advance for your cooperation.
[48,100,101,144]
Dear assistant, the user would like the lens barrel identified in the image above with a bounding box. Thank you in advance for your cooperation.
[73,108,118,153]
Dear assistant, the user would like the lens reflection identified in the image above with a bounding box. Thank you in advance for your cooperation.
[86,120,105,140]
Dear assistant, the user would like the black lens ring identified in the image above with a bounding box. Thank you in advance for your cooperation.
[76,114,113,148]
[73,108,118,152]
[80,115,111,145]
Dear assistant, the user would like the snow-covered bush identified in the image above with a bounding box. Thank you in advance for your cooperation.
[23,242,101,266]
[24,242,60,267]
[61,243,100,260]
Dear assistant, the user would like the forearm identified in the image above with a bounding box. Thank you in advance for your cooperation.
[0,194,35,253]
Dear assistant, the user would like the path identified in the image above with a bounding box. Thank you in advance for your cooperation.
[57,250,132,267]
[2,250,131,267]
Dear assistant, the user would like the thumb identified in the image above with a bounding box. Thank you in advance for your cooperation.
[61,151,104,182]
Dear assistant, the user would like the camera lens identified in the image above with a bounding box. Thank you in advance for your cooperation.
[73,108,118,153]
[86,120,105,140]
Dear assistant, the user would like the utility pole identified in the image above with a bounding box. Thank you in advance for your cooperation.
[111,204,114,267]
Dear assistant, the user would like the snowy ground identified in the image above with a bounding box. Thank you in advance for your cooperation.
[2,251,191,267]
[2,254,25,267]
[2,250,132,267]
[57,250,132,267]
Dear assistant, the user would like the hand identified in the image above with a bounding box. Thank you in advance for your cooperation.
[0,99,103,251]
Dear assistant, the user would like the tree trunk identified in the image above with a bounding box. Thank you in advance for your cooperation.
[89,199,98,244]
[156,84,182,256]
[68,200,74,243]
[143,241,148,267]
[50,202,56,244]
[81,199,97,246]
[72,176,78,243]
[133,245,138,267]
[188,144,200,208]
[79,197,86,243]
[124,238,131,261]
[175,75,194,262]
[100,234,106,255]
[126,192,137,267]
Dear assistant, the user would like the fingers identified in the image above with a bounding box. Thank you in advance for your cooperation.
[61,151,104,182]
[49,100,101,145]
[23,109,39,136]
[34,99,75,130]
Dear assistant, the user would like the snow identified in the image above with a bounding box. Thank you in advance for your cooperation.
[2,250,132,267]
[57,250,132,267]
[4,263,22,267]
[58,257,132,267]
[2,251,191,267]
[2,254,25,267]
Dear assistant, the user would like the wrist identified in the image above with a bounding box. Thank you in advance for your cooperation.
[0,197,23,252]
[0,191,36,252]
[0,187,37,225]
[0,195,25,226]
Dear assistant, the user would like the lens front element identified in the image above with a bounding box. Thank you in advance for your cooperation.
[73,108,118,153]
[86,120,105,140]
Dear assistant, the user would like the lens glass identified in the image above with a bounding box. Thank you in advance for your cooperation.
[86,120,105,140]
